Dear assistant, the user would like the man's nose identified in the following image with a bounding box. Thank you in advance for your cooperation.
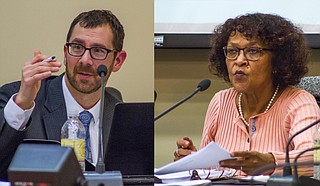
[80,50,94,65]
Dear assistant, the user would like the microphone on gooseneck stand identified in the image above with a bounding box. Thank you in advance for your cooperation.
[266,118,320,186]
[154,90,157,102]
[96,64,108,173]
[84,65,123,186]
[264,146,320,186]
[292,146,320,186]
[283,118,320,176]
[251,161,317,186]
[154,79,211,122]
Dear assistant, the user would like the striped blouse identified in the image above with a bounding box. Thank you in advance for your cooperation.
[200,87,320,176]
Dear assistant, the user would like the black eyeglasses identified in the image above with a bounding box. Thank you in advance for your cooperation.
[223,46,273,61]
[66,42,118,60]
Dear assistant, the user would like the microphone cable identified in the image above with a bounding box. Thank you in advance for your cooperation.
[250,161,314,186]
[154,79,211,122]
[283,118,320,176]
[293,146,320,182]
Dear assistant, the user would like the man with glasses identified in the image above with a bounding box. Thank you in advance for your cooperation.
[0,10,126,180]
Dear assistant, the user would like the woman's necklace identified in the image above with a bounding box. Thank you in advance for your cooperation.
[238,85,279,126]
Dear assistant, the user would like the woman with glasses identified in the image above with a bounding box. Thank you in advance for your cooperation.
[174,13,320,176]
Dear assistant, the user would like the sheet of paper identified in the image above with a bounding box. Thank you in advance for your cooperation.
[155,169,235,184]
[155,141,232,175]
[155,179,211,186]
[0,182,10,186]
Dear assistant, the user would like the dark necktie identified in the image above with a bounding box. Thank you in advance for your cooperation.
[79,110,93,163]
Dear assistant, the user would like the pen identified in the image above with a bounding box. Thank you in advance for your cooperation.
[43,56,56,62]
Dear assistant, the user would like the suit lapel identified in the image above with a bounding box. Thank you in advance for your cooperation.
[43,75,67,141]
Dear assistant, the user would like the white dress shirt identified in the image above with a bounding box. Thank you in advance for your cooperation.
[62,76,101,165]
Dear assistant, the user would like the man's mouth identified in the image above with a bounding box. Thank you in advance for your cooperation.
[79,72,92,76]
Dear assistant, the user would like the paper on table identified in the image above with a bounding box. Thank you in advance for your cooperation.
[155,169,233,184]
[154,180,211,186]
[0,181,10,186]
[155,141,231,175]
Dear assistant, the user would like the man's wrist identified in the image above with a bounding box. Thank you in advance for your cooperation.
[14,94,34,110]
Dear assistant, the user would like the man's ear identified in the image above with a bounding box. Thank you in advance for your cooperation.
[112,50,127,72]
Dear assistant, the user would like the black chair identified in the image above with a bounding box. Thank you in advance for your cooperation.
[106,87,123,101]
[295,76,320,106]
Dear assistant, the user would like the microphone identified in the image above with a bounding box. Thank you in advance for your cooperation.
[154,79,211,122]
[283,118,320,176]
[97,65,107,77]
[154,90,157,101]
[251,161,319,186]
[96,64,108,173]
[256,147,320,186]
[293,146,320,185]
[84,65,123,186]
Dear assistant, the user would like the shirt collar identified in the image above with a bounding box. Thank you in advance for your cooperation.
[62,75,100,124]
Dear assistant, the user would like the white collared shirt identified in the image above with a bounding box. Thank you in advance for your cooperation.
[62,75,101,165]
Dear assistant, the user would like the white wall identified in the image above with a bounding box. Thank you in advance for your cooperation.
[155,0,320,33]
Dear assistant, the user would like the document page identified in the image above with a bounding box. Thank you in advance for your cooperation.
[155,141,232,175]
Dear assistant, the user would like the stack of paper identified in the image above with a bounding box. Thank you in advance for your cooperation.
[155,142,270,185]
[154,179,211,186]
[155,141,232,175]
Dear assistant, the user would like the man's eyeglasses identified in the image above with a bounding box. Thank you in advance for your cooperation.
[223,46,273,61]
[66,42,118,60]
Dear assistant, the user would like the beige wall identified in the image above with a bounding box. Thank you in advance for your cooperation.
[0,0,154,102]
[154,48,320,168]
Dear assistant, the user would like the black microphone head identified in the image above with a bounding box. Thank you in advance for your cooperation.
[197,79,211,91]
[97,64,108,77]
[154,90,157,101]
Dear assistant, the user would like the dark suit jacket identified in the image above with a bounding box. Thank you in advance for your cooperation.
[0,74,122,180]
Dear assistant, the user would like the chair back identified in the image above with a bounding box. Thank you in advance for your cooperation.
[295,76,320,106]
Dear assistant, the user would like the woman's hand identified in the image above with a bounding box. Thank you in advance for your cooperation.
[219,151,276,175]
[174,136,197,161]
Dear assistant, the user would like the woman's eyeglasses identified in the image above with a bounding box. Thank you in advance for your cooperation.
[223,46,273,61]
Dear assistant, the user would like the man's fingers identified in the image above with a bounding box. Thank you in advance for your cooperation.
[34,50,42,57]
